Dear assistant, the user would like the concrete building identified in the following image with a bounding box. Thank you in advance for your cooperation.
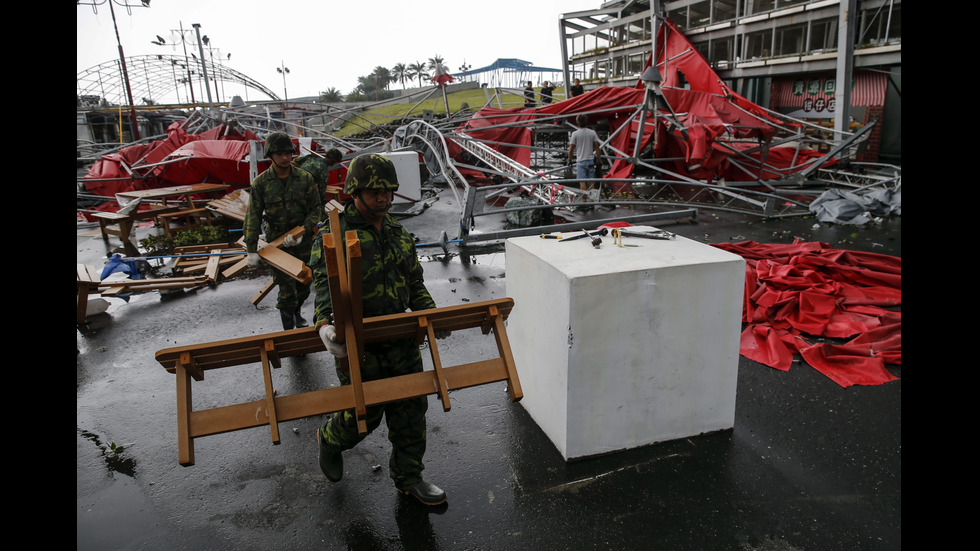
[559,0,901,162]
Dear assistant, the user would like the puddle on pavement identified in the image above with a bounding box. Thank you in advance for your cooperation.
[80,429,138,478]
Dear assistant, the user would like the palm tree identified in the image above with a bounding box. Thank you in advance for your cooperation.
[391,63,407,89]
[408,61,429,87]
[426,55,445,72]
[319,87,343,102]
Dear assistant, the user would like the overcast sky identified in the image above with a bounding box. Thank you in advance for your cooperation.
[77,0,600,103]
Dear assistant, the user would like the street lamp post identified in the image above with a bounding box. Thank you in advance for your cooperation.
[201,35,224,104]
[277,61,290,101]
[459,61,471,83]
[192,23,213,108]
[78,0,150,140]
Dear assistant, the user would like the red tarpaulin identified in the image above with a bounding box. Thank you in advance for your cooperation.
[712,240,900,387]
[458,17,829,187]
[83,123,261,198]
[150,140,256,185]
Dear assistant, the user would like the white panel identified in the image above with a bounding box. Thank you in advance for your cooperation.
[381,151,421,203]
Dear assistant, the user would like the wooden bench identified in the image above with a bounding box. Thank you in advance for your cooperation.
[92,205,181,256]
[155,299,519,466]
[77,264,103,324]
[157,207,213,237]
[155,207,521,466]
[76,261,214,324]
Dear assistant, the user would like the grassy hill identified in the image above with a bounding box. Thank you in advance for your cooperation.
[333,86,566,138]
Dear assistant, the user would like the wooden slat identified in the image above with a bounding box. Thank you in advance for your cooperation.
[184,359,509,439]
[155,298,515,373]
[250,279,276,306]
[422,316,452,411]
[204,249,222,283]
[260,342,281,445]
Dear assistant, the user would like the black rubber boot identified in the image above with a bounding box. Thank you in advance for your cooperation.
[294,307,308,328]
[400,480,447,505]
[316,428,343,482]
[280,309,295,330]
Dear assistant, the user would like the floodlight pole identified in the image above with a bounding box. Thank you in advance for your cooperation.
[192,23,214,108]
[107,0,140,140]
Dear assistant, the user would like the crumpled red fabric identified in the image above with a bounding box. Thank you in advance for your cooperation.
[712,240,900,387]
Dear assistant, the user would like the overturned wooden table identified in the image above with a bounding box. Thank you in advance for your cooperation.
[155,209,522,466]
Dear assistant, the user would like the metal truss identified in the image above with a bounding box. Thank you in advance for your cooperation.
[77,54,280,107]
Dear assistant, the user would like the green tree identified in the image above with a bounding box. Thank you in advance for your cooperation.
[320,87,343,102]
[391,63,408,89]
[426,55,445,71]
[408,61,429,87]
[373,66,392,90]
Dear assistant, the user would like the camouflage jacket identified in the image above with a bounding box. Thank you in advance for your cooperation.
[310,202,436,331]
[243,165,323,253]
[295,156,332,201]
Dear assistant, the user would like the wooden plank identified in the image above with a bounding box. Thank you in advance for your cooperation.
[250,279,276,306]
[342,230,367,434]
[258,246,312,285]
[260,342,281,445]
[176,354,196,466]
[182,360,510,440]
[222,257,249,280]
[490,305,524,402]
[154,298,516,373]
[421,316,452,412]
[204,249,222,284]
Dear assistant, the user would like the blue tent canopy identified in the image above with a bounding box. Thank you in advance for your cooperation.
[452,58,563,88]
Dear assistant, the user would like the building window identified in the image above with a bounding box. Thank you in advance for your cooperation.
[709,37,735,68]
[744,29,773,59]
[808,17,837,52]
[775,24,806,56]
[859,3,902,46]
[689,1,712,27]
[714,0,738,23]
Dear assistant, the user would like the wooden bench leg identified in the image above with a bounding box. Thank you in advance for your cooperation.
[176,363,195,466]
[77,283,92,324]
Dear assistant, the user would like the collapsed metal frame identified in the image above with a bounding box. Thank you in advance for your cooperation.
[80,76,900,245]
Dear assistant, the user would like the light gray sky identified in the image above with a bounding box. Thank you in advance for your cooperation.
[77,0,599,103]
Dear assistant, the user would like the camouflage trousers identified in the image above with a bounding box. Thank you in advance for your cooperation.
[274,241,313,311]
[319,338,428,490]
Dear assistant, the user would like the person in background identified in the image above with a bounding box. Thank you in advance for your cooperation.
[540,81,555,104]
[524,81,536,109]
[569,78,584,98]
[567,114,603,190]
[243,132,323,330]
[297,148,343,204]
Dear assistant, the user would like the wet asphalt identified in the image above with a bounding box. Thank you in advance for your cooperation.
[77,184,901,551]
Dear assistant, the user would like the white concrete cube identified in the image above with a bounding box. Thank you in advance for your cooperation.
[505,228,745,460]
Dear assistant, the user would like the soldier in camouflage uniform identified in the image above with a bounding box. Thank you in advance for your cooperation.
[311,153,449,506]
[296,148,343,201]
[243,132,324,330]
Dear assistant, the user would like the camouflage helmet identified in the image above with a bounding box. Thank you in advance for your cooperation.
[324,148,343,164]
[344,154,399,195]
[264,132,294,157]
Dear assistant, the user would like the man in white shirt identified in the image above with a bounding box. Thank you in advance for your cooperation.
[567,114,603,190]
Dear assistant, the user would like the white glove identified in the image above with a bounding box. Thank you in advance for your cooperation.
[247,252,261,268]
[283,233,303,247]
[319,324,348,358]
